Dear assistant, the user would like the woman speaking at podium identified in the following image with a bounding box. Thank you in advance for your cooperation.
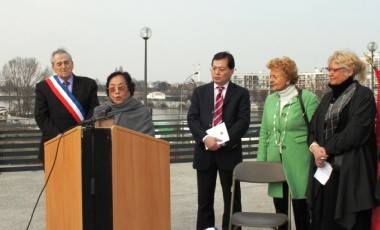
[92,71,155,136]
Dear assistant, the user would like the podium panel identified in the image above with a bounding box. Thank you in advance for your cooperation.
[112,126,170,229]
[45,127,83,230]
[44,126,170,230]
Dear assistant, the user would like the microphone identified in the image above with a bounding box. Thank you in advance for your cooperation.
[80,104,113,126]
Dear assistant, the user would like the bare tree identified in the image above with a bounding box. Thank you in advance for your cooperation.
[0,57,51,116]
[114,66,124,72]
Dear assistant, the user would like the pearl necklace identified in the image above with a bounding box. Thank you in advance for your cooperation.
[273,97,294,155]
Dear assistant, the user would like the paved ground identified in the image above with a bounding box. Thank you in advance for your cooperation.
[0,162,291,230]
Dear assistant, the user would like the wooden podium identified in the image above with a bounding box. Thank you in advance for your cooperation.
[44,125,170,229]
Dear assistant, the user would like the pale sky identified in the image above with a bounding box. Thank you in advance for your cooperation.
[1,0,379,84]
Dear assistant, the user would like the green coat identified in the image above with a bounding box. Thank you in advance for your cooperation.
[257,89,318,199]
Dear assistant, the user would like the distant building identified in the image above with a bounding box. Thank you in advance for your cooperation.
[230,73,259,91]
[231,69,328,92]
[148,91,166,100]
[298,68,329,91]
[231,52,380,94]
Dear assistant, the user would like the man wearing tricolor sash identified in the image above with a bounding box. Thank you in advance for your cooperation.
[34,48,99,166]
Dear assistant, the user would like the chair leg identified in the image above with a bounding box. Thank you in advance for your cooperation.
[229,180,236,230]
[287,192,292,230]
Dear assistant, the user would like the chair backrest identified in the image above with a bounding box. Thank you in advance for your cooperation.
[229,161,290,230]
[233,161,286,183]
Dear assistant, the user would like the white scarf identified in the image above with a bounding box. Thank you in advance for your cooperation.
[277,85,298,112]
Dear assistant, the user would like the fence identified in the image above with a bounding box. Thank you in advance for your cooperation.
[0,117,260,172]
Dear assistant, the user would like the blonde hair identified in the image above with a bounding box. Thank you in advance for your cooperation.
[266,56,298,84]
[328,50,366,83]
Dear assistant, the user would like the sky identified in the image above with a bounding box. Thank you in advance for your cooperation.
[0,0,379,84]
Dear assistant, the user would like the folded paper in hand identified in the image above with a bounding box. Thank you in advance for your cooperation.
[205,122,230,150]
[314,162,332,185]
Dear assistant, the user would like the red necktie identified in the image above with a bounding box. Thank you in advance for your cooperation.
[213,86,224,127]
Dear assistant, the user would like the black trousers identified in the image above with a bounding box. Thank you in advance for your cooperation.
[273,183,310,230]
[196,158,241,230]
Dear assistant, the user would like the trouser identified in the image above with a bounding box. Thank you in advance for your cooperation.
[196,158,241,230]
[273,183,310,230]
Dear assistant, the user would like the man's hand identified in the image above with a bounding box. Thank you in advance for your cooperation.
[204,136,223,151]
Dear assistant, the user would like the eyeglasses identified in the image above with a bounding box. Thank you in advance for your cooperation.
[326,67,345,73]
[108,85,127,93]
[210,66,230,73]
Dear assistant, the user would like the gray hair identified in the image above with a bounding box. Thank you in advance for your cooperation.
[50,48,72,65]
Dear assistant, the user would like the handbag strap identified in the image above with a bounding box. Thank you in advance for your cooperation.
[296,86,309,126]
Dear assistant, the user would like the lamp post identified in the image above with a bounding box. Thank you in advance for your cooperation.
[180,72,198,119]
[140,27,152,106]
[367,41,378,91]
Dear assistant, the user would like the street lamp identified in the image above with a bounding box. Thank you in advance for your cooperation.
[180,72,198,119]
[140,27,152,106]
[367,41,378,91]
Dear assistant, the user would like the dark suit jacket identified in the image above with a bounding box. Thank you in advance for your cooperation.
[187,81,251,170]
[34,75,99,159]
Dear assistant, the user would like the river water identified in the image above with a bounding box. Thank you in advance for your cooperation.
[14,108,262,125]
[152,108,185,120]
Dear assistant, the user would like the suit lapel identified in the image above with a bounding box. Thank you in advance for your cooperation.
[72,75,80,98]
[224,81,236,105]
[207,83,214,108]
[204,83,215,125]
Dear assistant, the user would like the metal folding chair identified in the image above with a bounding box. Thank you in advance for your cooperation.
[229,161,291,230]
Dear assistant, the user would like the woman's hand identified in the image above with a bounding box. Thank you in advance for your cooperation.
[310,143,329,167]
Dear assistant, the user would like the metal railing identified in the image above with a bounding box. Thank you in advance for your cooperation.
[0,118,260,172]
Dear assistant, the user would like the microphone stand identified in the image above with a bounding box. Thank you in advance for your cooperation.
[79,105,112,222]
[80,116,102,127]
[80,106,112,126]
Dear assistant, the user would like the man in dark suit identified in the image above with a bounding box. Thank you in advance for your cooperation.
[187,51,251,230]
[34,48,99,164]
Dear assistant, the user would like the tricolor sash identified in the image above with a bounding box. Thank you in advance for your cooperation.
[46,75,86,123]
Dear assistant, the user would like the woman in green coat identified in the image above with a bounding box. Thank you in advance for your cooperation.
[257,56,318,230]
